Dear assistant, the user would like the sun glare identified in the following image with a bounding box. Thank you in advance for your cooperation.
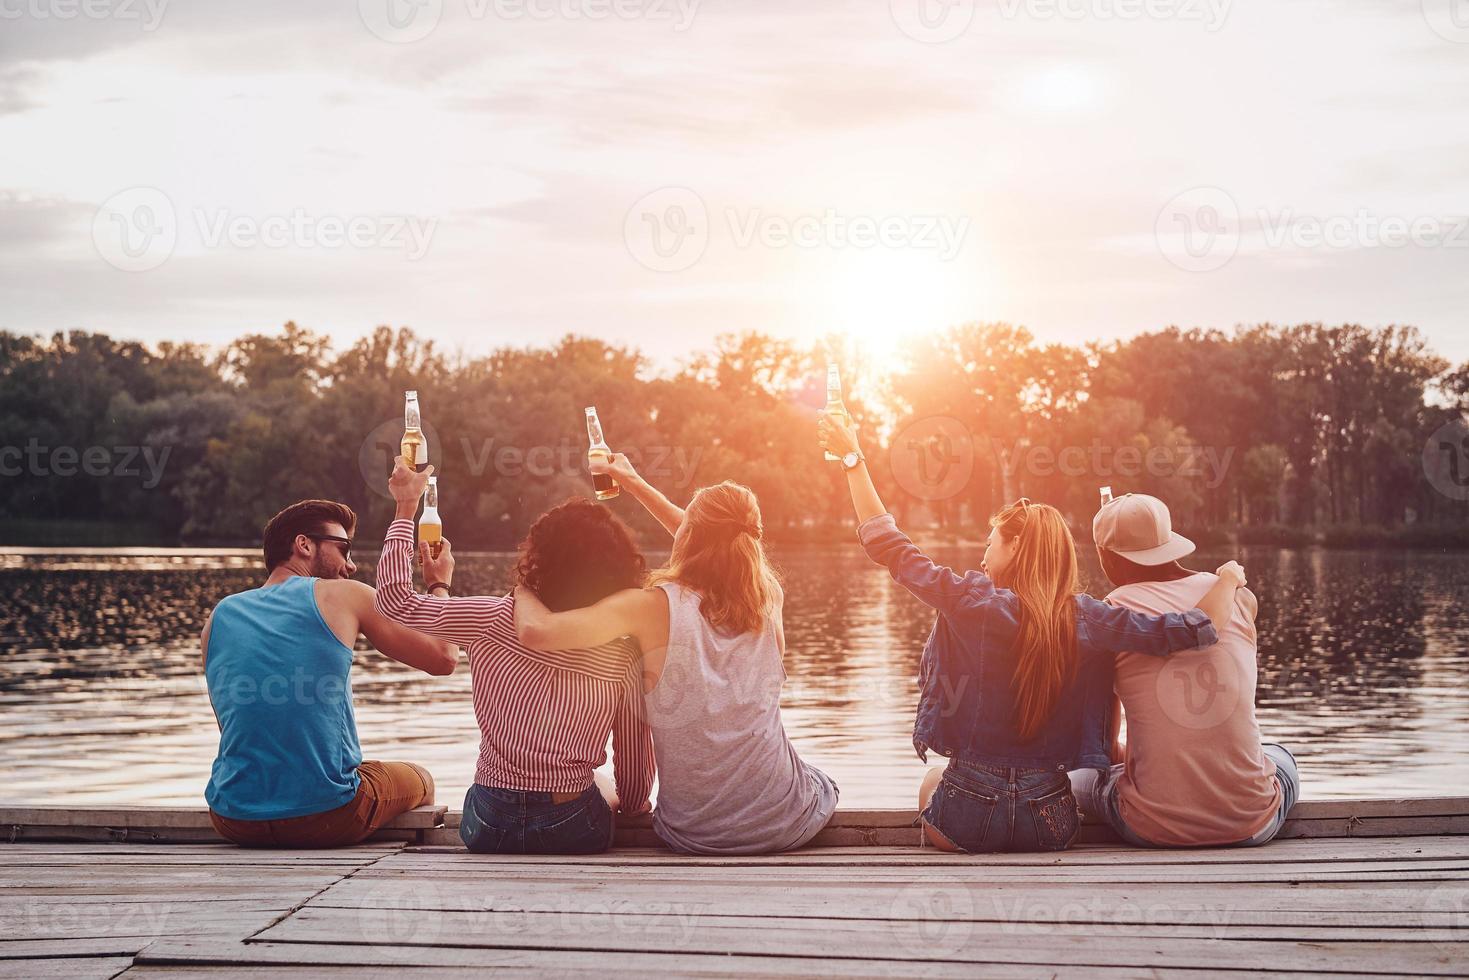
[827,250,975,362]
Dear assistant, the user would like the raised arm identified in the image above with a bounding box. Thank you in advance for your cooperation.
[515,583,669,654]
[373,459,507,649]
[592,452,684,537]
[818,410,886,524]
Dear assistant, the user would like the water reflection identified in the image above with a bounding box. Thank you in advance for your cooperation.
[2,545,1466,807]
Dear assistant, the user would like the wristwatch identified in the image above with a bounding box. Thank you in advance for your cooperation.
[841,451,864,472]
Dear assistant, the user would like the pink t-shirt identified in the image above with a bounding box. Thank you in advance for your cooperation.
[1109,573,1281,846]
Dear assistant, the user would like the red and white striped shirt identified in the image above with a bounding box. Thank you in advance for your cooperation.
[374,519,654,813]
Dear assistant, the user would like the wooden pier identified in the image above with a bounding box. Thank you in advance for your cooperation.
[2,799,1466,978]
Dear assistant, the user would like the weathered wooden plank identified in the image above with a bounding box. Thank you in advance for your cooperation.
[323,873,1469,919]
[398,836,1469,865]
[0,900,295,941]
[126,938,1436,978]
[137,929,1469,976]
[0,956,133,979]
[0,939,148,959]
[263,904,1468,946]
[0,806,447,831]
[366,858,1469,883]
[110,965,1416,980]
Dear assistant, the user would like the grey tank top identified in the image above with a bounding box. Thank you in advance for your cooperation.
[647,582,838,855]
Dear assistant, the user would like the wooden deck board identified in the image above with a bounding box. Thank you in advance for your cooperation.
[1,803,1465,976]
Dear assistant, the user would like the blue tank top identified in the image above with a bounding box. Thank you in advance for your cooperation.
[204,576,362,820]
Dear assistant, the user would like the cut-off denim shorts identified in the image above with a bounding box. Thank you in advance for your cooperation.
[922,760,1080,853]
[459,782,615,855]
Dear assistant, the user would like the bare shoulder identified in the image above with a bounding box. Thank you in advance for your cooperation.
[315,577,375,613]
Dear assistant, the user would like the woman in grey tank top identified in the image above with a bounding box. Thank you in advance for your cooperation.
[515,455,838,855]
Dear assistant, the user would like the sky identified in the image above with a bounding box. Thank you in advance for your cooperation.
[2,0,1467,368]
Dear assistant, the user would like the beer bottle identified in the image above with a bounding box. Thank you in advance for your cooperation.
[823,362,853,462]
[419,476,443,560]
[585,406,621,501]
[401,390,427,473]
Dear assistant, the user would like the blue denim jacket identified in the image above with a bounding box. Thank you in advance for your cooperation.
[859,514,1218,771]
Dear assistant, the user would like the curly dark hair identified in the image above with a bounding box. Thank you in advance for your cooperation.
[514,497,647,612]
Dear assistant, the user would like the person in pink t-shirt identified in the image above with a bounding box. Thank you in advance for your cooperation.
[1069,493,1301,847]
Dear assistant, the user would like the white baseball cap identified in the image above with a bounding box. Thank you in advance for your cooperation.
[1092,492,1196,565]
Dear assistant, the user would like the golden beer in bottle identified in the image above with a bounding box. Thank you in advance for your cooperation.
[401,390,427,473]
[419,476,443,560]
[585,406,620,501]
[823,362,853,462]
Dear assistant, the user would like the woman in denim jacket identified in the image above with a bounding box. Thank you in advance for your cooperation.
[818,413,1247,853]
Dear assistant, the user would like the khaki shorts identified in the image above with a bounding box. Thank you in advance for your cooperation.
[210,760,434,848]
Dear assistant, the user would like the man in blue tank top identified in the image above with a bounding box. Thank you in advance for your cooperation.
[203,499,459,847]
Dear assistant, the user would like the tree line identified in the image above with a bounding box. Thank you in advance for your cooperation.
[2,321,1466,549]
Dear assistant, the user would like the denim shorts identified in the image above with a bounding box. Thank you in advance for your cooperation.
[459,782,615,855]
[922,760,1080,853]
[1070,742,1302,847]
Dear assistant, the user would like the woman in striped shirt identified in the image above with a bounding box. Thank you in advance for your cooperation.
[375,460,654,854]
[515,454,838,855]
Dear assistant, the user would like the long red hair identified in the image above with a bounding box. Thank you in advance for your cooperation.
[990,499,1081,741]
[648,481,781,635]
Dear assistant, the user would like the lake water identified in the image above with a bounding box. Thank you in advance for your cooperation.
[2,545,1467,809]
